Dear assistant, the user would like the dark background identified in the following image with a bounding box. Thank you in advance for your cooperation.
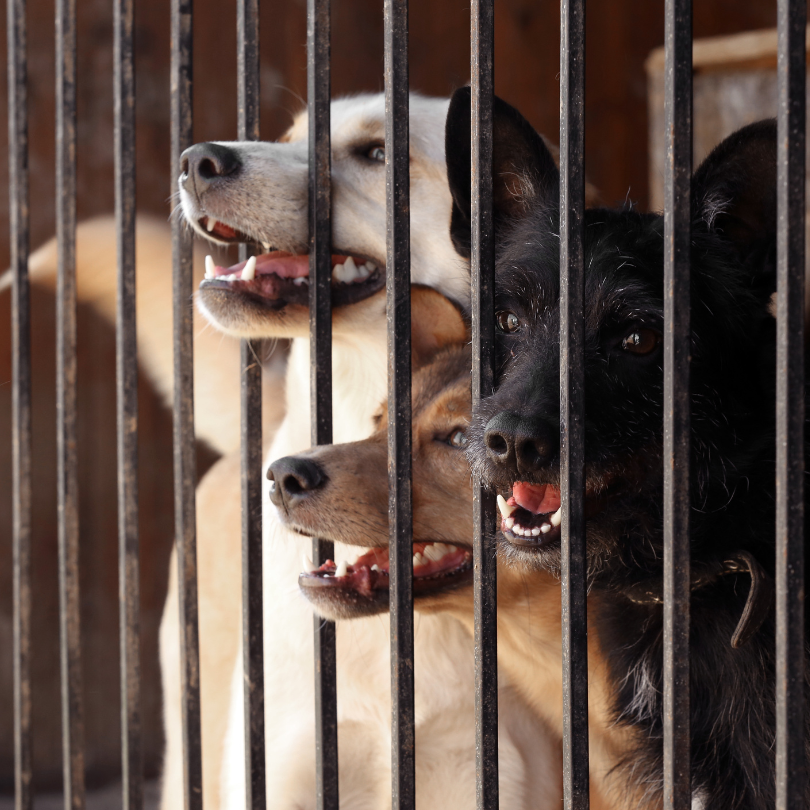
[0,0,777,795]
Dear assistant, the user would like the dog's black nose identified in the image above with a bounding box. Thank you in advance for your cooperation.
[180,142,241,197]
[484,412,558,476]
[267,456,326,510]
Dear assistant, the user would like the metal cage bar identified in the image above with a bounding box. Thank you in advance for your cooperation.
[662,0,692,808]
[307,0,340,807]
[236,2,267,807]
[470,1,498,807]
[170,1,204,807]
[8,0,32,805]
[384,0,415,806]
[56,0,87,803]
[114,0,142,806]
[775,2,806,808]
[559,0,589,808]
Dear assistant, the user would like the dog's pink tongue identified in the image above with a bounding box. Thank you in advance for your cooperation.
[216,251,355,279]
[512,482,561,514]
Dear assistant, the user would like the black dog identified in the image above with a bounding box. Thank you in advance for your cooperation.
[446,86,808,808]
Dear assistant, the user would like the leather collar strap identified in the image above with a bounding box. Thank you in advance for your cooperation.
[622,550,774,649]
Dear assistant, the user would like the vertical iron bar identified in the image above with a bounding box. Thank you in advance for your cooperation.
[236,1,266,807]
[171,1,203,808]
[662,0,692,808]
[470,1,498,808]
[384,1,414,807]
[775,2,806,809]
[7,0,32,805]
[307,0,339,808]
[559,0,589,808]
[56,0,86,804]
[114,0,141,805]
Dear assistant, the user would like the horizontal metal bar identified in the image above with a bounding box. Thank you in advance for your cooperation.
[470,0,498,807]
[662,0,692,808]
[775,2,806,808]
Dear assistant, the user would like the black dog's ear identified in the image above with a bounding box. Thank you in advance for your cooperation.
[445,87,560,258]
[692,119,777,263]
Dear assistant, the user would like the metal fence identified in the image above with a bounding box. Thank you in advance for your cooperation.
[6,0,807,809]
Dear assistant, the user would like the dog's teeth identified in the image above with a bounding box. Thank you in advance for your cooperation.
[356,262,371,280]
[550,508,562,528]
[497,494,516,519]
[531,527,541,536]
[342,256,359,282]
[293,276,307,286]
[241,255,257,281]
[206,217,217,233]
[512,524,523,536]
[335,560,348,577]
[504,517,515,529]
[205,255,216,280]
[371,564,381,572]
[413,552,425,567]
[332,262,347,282]
[540,523,551,534]
[423,545,438,561]
[302,552,314,572]
[365,261,377,273]
[261,241,271,250]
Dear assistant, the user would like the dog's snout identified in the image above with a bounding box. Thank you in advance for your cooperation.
[267,456,326,509]
[484,412,558,476]
[180,142,241,197]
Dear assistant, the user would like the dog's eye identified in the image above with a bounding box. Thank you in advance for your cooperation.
[446,429,467,448]
[496,311,520,334]
[366,145,385,162]
[622,328,661,355]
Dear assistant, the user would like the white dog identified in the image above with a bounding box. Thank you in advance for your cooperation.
[163,93,562,809]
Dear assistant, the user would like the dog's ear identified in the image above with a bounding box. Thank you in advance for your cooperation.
[410,285,469,368]
[692,119,777,264]
[445,86,560,258]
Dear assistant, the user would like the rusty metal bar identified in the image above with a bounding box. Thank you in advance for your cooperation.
[170,0,203,807]
[662,0,692,808]
[470,0,498,807]
[775,2,806,808]
[8,0,32,805]
[384,0,415,807]
[236,0,266,806]
[307,0,339,806]
[56,0,86,803]
[559,0,589,807]
[114,0,141,805]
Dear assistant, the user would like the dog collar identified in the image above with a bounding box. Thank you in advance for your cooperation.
[622,550,774,649]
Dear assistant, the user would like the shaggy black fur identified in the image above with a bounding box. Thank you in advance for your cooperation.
[446,86,809,808]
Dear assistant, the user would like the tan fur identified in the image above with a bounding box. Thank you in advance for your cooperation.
[12,215,286,454]
[282,293,644,809]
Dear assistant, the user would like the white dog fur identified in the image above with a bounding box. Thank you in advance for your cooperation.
[161,93,563,809]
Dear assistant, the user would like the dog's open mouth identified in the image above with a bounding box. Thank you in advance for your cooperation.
[298,541,473,610]
[197,217,384,309]
[497,482,564,548]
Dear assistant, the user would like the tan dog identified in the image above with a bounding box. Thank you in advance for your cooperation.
[5,215,286,454]
[268,292,641,810]
[164,92,599,809]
